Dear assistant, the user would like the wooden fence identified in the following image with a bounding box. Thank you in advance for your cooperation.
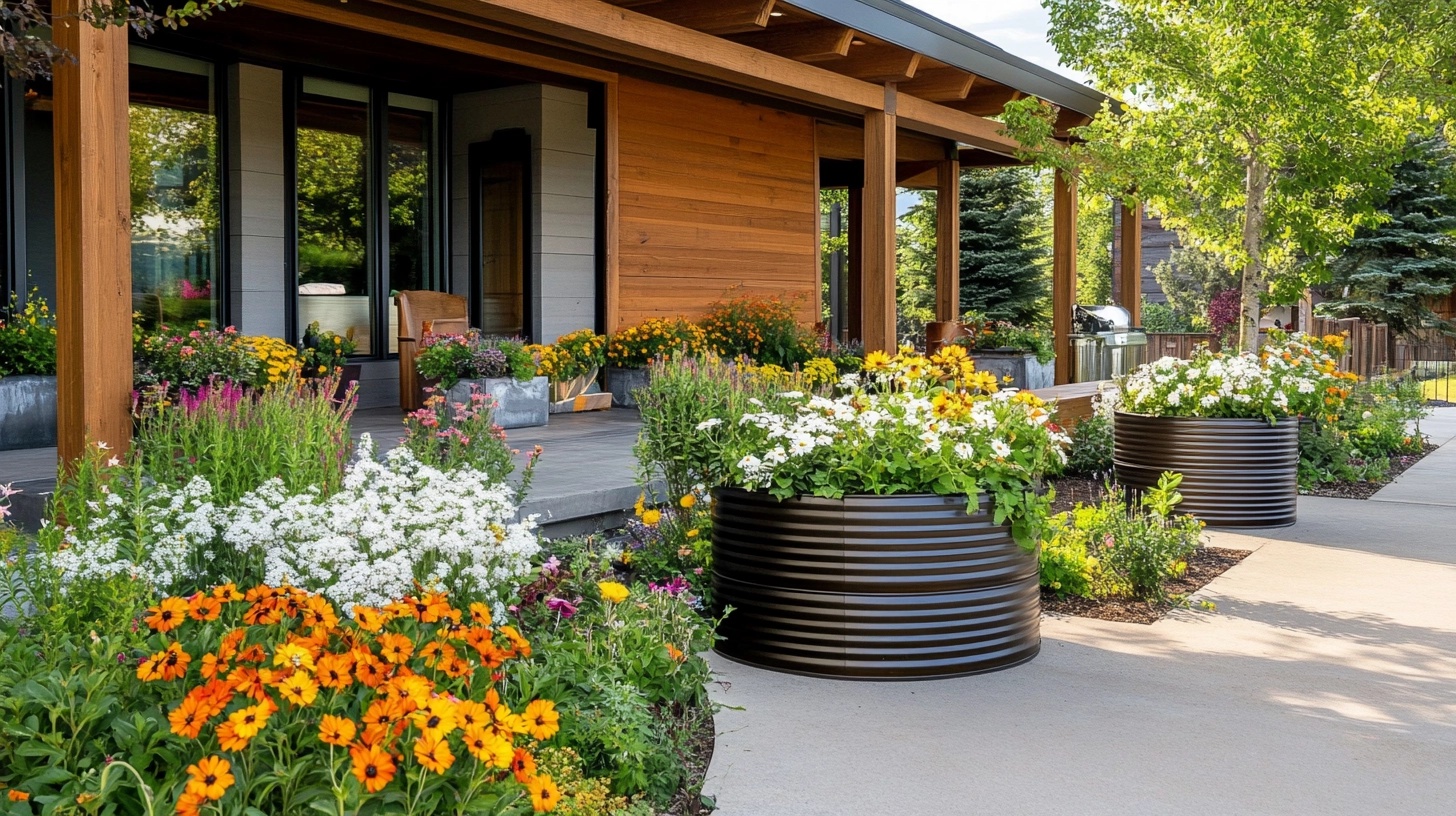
[1144,332,1219,360]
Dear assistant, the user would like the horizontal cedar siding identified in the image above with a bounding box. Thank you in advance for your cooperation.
[617,77,818,326]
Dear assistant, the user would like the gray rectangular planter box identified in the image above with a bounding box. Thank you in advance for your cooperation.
[0,375,58,451]
[605,366,650,408]
[446,375,548,429]
[967,351,1055,391]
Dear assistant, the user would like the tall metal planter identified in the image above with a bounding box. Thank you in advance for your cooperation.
[1113,411,1298,528]
[711,488,1040,680]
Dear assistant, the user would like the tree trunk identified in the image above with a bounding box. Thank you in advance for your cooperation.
[1239,159,1271,352]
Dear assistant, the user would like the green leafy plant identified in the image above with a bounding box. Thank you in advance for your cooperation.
[298,320,357,378]
[0,290,56,378]
[416,331,537,389]
[1066,412,1114,476]
[699,294,817,368]
[954,311,1055,364]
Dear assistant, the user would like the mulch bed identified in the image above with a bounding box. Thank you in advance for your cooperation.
[1048,475,1110,514]
[1041,546,1252,624]
[1300,442,1438,500]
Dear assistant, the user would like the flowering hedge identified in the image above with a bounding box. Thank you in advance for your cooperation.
[1118,332,1357,422]
[697,346,1069,546]
[606,318,705,369]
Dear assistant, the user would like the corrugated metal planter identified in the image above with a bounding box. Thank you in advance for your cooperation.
[711,488,1040,680]
[1113,411,1298,528]
[0,375,57,451]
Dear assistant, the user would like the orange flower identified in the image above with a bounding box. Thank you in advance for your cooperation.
[138,642,191,682]
[276,672,320,707]
[413,732,456,774]
[377,633,414,665]
[528,773,560,812]
[319,715,357,747]
[188,595,223,621]
[349,743,397,793]
[353,606,386,632]
[405,592,454,623]
[175,789,205,816]
[440,655,474,679]
[7,790,30,802]
[355,654,388,688]
[227,666,273,700]
[210,582,243,602]
[498,625,531,658]
[522,699,560,741]
[383,673,433,712]
[361,697,405,745]
[316,653,354,690]
[199,653,227,681]
[411,698,458,741]
[462,726,514,767]
[510,747,537,783]
[665,643,686,662]
[226,703,271,741]
[468,602,493,626]
[215,720,250,752]
[168,695,211,739]
[455,700,491,731]
[146,597,188,633]
[185,756,235,801]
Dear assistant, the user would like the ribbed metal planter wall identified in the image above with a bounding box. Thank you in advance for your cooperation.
[1113,411,1299,529]
[711,488,1040,680]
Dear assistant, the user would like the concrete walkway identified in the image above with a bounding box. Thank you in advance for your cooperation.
[1370,406,1456,506]
[704,435,1456,814]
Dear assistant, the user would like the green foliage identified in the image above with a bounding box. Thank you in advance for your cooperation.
[897,191,939,346]
[1066,413,1114,477]
[1140,300,1202,333]
[1008,0,1451,351]
[297,321,357,378]
[132,323,260,393]
[1299,375,1428,488]
[1039,473,1204,603]
[134,376,355,506]
[1151,248,1237,328]
[534,747,653,816]
[954,312,1056,363]
[0,290,56,377]
[403,386,533,496]
[958,168,1050,325]
[415,332,536,388]
[1077,194,1114,305]
[512,544,717,805]
[1320,134,1456,337]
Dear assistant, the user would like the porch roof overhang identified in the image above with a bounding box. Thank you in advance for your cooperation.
[252,0,1108,158]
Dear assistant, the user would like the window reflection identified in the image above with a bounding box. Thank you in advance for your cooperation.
[296,83,371,352]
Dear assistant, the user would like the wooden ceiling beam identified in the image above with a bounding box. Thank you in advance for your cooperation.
[728,20,855,61]
[824,42,921,83]
[633,0,777,35]
[945,81,1022,117]
[899,66,975,102]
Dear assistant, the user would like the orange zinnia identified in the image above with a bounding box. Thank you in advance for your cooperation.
[318,715,357,747]
[413,733,455,774]
[145,597,188,633]
[184,756,235,801]
[349,743,397,793]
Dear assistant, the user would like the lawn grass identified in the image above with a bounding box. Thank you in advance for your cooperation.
[1420,375,1456,402]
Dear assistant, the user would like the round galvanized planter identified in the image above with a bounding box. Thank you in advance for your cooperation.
[711,488,1040,681]
[1113,411,1299,529]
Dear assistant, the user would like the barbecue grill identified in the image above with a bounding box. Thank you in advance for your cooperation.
[1070,304,1148,383]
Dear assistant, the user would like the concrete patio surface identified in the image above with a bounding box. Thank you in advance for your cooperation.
[1370,405,1456,507]
[704,439,1456,815]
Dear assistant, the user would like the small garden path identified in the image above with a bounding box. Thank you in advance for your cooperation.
[1370,406,1456,507]
[704,429,1456,814]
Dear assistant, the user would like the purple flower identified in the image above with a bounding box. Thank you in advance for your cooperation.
[649,576,691,596]
[545,597,578,618]
[541,556,562,576]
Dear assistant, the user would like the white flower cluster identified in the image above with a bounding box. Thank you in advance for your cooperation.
[225,437,539,615]
[50,436,539,616]
[1121,350,1310,419]
[50,476,220,592]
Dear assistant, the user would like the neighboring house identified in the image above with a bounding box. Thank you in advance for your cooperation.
[1111,207,1179,305]
[19,0,1118,457]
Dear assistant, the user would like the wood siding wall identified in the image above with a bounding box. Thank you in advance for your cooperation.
[616,77,818,327]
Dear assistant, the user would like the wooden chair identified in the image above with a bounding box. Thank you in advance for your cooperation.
[396,290,468,412]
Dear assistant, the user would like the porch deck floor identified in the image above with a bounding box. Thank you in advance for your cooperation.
[0,408,647,538]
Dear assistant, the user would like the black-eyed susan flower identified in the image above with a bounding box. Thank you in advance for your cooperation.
[523,699,559,741]
[462,726,514,767]
[413,733,456,774]
[318,715,357,747]
[528,773,560,812]
[145,597,188,633]
[184,756,235,801]
[349,743,396,793]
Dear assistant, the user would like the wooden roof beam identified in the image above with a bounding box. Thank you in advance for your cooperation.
[728,20,855,61]
[632,0,777,35]
[899,66,975,102]
[824,41,921,83]
[946,81,1022,117]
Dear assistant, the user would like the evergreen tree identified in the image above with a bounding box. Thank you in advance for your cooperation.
[898,192,938,344]
[1322,135,1456,337]
[1076,193,1114,304]
[958,168,1049,325]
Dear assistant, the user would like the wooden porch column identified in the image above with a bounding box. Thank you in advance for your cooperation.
[860,86,897,352]
[1052,169,1077,385]
[53,4,133,462]
[935,151,960,322]
[1118,201,1142,327]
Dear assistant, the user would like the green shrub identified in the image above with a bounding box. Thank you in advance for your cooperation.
[1067,412,1114,476]
[955,311,1055,363]
[0,290,56,377]
[1039,472,1204,603]
[1298,375,1427,488]
[415,331,536,388]
[1140,300,1203,332]
[699,294,817,368]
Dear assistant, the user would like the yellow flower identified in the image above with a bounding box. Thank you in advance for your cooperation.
[679,494,697,509]
[685,529,699,538]
[276,672,319,707]
[597,581,630,604]
[863,350,891,371]
[641,508,662,525]
[528,774,561,813]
